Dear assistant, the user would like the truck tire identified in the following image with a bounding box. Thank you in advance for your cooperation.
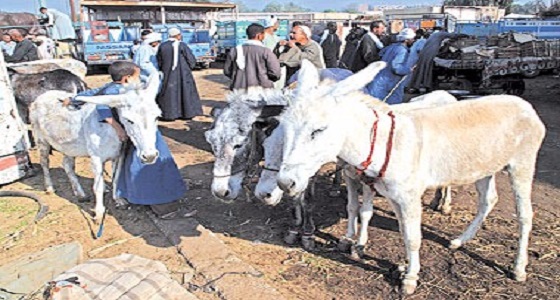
[521,69,540,78]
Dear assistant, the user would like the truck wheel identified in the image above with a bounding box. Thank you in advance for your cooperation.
[520,69,540,78]
[201,62,210,69]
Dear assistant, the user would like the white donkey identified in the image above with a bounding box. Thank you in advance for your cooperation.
[276,61,545,294]
[29,74,162,221]
[255,90,458,256]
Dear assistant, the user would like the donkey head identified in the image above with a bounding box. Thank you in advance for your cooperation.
[277,60,386,196]
[75,73,162,164]
[205,89,287,202]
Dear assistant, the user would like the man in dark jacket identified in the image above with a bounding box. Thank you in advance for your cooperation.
[350,20,387,73]
[224,23,281,91]
[320,22,342,68]
[338,25,366,69]
[407,27,465,92]
[3,29,38,63]
[156,27,202,121]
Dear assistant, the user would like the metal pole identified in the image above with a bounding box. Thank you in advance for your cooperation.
[161,6,166,24]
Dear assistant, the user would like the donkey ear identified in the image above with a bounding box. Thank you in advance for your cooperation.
[144,72,161,98]
[258,105,285,120]
[330,61,386,98]
[74,94,129,107]
[296,60,320,95]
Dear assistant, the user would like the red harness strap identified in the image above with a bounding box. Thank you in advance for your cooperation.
[356,109,379,175]
[356,110,396,181]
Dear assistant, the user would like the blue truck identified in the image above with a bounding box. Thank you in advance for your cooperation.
[75,21,138,67]
[214,19,289,60]
[152,24,215,69]
[455,19,560,40]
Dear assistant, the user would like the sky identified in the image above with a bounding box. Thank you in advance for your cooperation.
[2,0,534,15]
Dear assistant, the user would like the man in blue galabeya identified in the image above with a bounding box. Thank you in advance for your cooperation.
[64,61,195,219]
[368,28,416,105]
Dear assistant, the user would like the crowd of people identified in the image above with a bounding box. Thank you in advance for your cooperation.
[223,17,459,105]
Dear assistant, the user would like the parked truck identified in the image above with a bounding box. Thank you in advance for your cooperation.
[75,21,138,68]
[152,24,215,69]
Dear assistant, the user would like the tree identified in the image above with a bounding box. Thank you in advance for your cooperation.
[324,9,338,13]
[344,3,360,13]
[283,2,310,12]
[263,2,284,12]
[234,1,258,13]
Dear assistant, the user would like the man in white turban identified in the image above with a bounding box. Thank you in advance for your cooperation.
[277,24,325,86]
[156,27,202,121]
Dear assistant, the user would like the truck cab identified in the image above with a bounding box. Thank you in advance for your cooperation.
[75,21,137,67]
[152,24,215,69]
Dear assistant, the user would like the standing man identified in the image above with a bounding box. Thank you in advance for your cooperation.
[407,27,465,93]
[134,32,161,81]
[351,20,387,73]
[156,27,202,121]
[320,22,342,68]
[278,25,325,82]
[368,28,416,105]
[3,29,38,63]
[0,34,16,56]
[339,25,366,69]
[224,23,281,91]
[262,16,279,51]
[39,7,76,40]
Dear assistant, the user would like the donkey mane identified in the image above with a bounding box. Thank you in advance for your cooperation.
[225,88,290,108]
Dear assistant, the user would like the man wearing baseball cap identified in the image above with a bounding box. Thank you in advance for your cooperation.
[367,28,416,105]
[156,27,202,121]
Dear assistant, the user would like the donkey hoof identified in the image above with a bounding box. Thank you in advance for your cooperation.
[441,206,452,215]
[45,187,55,195]
[514,270,527,282]
[337,239,353,252]
[350,245,365,261]
[78,195,91,203]
[284,231,300,245]
[301,235,315,250]
[401,279,418,295]
[449,239,462,250]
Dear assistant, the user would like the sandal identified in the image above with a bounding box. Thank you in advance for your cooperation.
[159,207,198,220]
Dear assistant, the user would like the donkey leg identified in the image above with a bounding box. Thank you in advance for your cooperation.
[396,197,423,295]
[285,193,303,245]
[301,177,317,250]
[351,183,375,259]
[429,186,452,215]
[61,155,88,201]
[38,142,54,194]
[439,186,453,215]
[340,169,360,251]
[90,157,106,223]
[450,175,498,249]
[508,163,535,282]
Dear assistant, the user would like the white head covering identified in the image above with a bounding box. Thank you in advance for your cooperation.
[264,16,278,28]
[298,25,312,39]
[143,32,161,44]
[168,27,181,37]
[397,28,415,41]
[167,28,181,71]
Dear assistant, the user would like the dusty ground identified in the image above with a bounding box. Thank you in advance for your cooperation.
[1,67,559,299]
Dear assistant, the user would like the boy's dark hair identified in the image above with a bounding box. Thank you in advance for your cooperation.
[39,7,47,11]
[292,21,303,27]
[246,23,265,39]
[108,61,138,82]
[370,20,385,31]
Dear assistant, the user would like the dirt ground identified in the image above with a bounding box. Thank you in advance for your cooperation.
[1,67,559,299]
